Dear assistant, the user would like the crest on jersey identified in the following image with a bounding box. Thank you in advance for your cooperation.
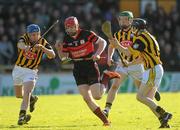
[80,39,85,44]
[121,40,133,47]
[133,43,139,49]
[23,50,37,59]
[73,41,78,46]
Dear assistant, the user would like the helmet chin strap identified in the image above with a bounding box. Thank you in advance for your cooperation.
[122,25,131,31]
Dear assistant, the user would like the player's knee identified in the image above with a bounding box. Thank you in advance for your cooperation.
[93,95,102,100]
[136,94,143,102]
[111,85,119,90]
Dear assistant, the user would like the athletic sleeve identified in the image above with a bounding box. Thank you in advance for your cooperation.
[43,39,53,49]
[45,43,52,49]
[89,31,98,43]
[62,37,69,52]
[18,37,26,44]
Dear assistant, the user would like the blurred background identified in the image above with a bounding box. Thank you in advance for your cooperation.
[0,0,180,96]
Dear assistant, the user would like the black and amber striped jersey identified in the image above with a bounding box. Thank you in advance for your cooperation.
[131,31,162,69]
[114,28,139,62]
[62,29,98,59]
[15,33,52,69]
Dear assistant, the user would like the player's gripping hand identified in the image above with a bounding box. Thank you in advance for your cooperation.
[33,44,44,51]
[92,54,100,61]
[55,42,62,50]
[108,38,120,49]
[24,46,31,52]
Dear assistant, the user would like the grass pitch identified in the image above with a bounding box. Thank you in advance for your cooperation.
[0,93,180,130]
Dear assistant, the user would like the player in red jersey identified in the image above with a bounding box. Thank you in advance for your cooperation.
[55,16,121,126]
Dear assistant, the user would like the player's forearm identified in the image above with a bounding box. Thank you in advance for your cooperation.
[116,44,131,56]
[94,37,107,56]
[57,49,69,60]
[108,44,115,60]
[42,47,56,58]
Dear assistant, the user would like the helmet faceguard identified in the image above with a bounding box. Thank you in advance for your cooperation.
[26,24,41,43]
[132,18,147,30]
[132,18,147,34]
[64,16,79,36]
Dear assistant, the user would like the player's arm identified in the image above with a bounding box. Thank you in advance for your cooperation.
[55,42,69,61]
[34,43,56,59]
[126,38,145,66]
[17,39,30,50]
[107,44,115,66]
[93,36,107,59]
[43,43,56,59]
[108,38,131,56]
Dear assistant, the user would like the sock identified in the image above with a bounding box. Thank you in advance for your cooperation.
[30,95,35,102]
[19,110,26,117]
[105,102,112,111]
[93,107,109,124]
[156,106,166,117]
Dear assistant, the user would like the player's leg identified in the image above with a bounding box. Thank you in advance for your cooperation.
[134,77,161,101]
[12,66,38,114]
[87,60,121,100]
[90,70,121,100]
[78,85,110,126]
[100,70,121,88]
[136,65,172,128]
[12,66,23,98]
[88,63,106,100]
[18,81,35,125]
[103,72,127,117]
[73,64,110,126]
[14,85,23,98]
[90,83,105,100]
[129,63,161,101]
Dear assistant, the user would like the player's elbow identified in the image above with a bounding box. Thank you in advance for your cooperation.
[97,37,107,49]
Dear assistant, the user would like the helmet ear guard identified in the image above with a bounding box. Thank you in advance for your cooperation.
[132,18,147,30]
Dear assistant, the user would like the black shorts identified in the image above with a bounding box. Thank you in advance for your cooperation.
[73,60,100,86]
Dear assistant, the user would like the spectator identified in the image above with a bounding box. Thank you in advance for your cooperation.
[0,0,179,72]
[0,35,14,64]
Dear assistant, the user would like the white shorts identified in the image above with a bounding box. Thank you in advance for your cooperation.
[12,65,38,86]
[142,64,164,87]
[115,63,144,81]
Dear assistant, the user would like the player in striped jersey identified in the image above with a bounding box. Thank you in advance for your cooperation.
[12,24,55,125]
[103,11,160,117]
[110,18,172,128]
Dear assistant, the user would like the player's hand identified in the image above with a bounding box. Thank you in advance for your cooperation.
[123,60,129,67]
[108,38,120,49]
[55,42,62,50]
[24,45,31,52]
[33,44,44,51]
[92,54,100,61]
[107,58,113,66]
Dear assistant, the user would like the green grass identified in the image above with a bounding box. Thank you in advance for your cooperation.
[0,93,180,130]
